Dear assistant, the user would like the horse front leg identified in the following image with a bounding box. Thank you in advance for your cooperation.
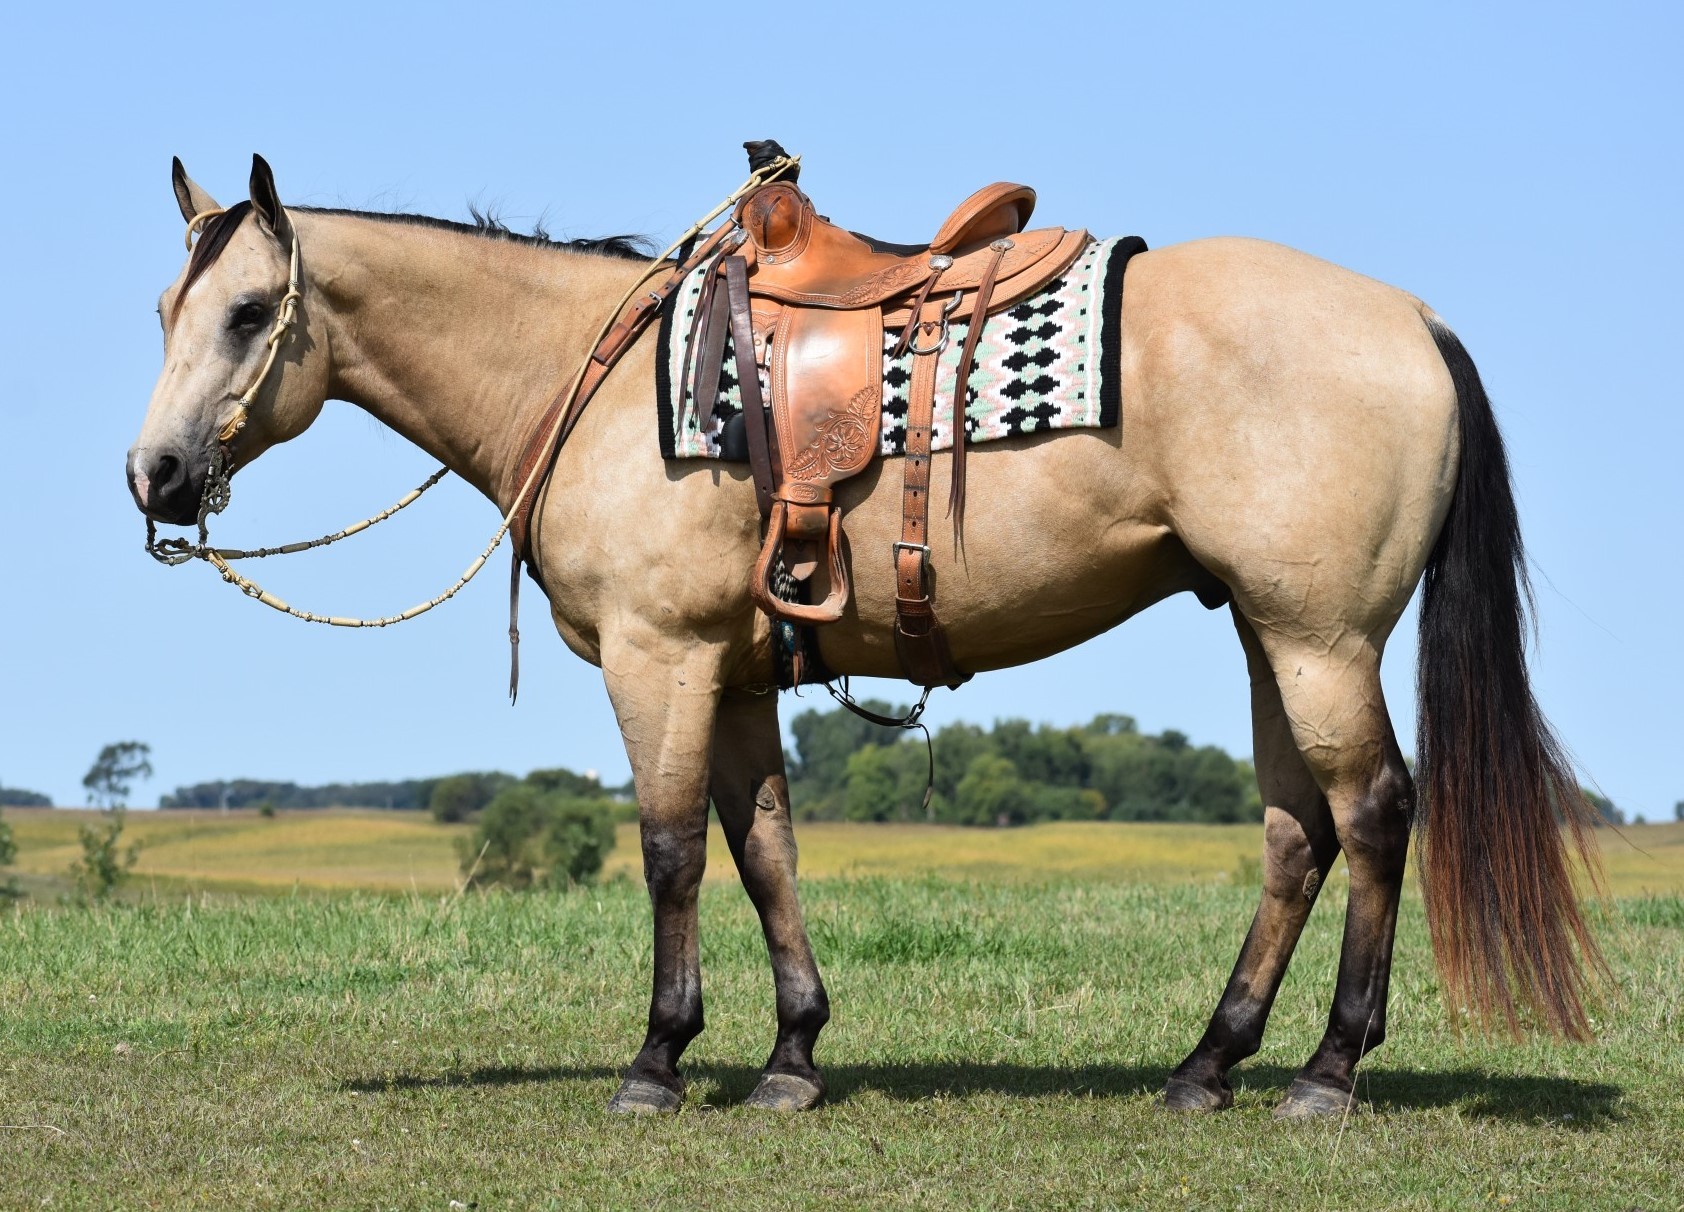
[710,687,830,1110]
[600,629,723,1115]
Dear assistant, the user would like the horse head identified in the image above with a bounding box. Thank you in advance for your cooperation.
[128,155,328,524]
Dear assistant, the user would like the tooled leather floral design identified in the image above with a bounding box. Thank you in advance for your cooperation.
[786,386,878,481]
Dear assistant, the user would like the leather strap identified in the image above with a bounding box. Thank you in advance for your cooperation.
[893,299,969,688]
[508,222,738,563]
[684,246,732,437]
[725,256,775,519]
[503,223,739,702]
[946,238,1011,540]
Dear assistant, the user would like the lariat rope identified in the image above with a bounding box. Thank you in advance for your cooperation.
[148,157,799,631]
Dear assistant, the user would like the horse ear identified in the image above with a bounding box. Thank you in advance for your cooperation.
[172,157,220,224]
[248,153,292,241]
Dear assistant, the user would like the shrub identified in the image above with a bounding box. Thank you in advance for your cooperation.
[460,785,615,890]
[70,807,140,901]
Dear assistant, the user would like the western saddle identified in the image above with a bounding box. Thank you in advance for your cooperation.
[511,141,1089,690]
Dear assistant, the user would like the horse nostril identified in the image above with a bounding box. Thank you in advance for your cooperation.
[153,454,185,499]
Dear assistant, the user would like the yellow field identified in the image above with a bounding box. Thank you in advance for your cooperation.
[7,808,1683,897]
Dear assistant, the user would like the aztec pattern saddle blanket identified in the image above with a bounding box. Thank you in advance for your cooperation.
[656,235,1145,461]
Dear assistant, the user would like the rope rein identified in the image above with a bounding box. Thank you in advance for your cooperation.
[148,158,799,630]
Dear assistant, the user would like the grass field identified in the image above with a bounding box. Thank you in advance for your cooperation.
[10,808,1684,897]
[2,812,1682,1209]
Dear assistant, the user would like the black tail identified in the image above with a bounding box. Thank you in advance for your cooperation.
[1415,314,1606,1039]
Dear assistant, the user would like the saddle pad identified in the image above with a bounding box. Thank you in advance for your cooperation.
[656,235,1146,460]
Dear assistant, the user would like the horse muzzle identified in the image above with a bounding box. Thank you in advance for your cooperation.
[127,445,205,526]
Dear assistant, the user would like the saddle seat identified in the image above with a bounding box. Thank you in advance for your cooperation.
[689,161,1091,687]
[736,181,1083,321]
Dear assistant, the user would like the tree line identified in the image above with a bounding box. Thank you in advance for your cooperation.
[161,777,441,811]
[0,784,51,808]
[786,704,1263,825]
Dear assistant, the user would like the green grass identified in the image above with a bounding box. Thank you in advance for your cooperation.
[1,875,1681,1209]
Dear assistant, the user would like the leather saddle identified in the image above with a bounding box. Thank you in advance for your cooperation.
[685,145,1090,686]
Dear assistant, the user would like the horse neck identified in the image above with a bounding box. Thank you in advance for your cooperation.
[298,212,639,509]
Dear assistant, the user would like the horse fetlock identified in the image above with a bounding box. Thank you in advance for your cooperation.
[647,997,704,1050]
[777,984,831,1035]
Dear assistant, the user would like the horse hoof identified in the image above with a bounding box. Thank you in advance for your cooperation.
[1273,1078,1354,1119]
[744,1072,826,1111]
[1161,1076,1234,1113]
[607,1077,683,1116]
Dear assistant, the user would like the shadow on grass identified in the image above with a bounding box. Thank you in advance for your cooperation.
[340,1061,1621,1124]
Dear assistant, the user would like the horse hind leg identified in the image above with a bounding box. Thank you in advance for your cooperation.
[1164,606,1339,1111]
[1253,627,1414,1119]
[709,688,831,1110]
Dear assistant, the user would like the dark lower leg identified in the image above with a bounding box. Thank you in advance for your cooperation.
[1166,610,1338,1110]
[1166,808,1335,1107]
[711,691,829,1092]
[624,815,710,1094]
[1286,754,1412,1107]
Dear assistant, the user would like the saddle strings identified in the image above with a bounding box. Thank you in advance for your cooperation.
[149,156,801,631]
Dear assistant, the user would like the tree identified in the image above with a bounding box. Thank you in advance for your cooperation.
[461,784,615,890]
[953,754,1035,827]
[1675,801,1683,823]
[70,806,140,901]
[430,771,516,822]
[841,744,932,822]
[82,742,153,809]
[787,700,910,817]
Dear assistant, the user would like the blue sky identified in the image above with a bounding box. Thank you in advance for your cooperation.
[1,1,1678,819]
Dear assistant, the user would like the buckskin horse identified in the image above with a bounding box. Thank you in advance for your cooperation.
[127,153,1602,1118]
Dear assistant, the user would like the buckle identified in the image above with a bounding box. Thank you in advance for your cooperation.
[892,540,931,595]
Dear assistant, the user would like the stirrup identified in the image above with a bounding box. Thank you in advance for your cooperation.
[750,501,849,625]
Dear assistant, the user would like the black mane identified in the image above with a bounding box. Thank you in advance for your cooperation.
[294,205,654,261]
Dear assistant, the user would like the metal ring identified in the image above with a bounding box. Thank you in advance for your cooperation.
[907,321,948,356]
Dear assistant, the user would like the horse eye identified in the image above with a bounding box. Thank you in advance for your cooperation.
[227,301,268,331]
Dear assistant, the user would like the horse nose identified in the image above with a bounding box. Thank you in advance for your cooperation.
[128,446,198,523]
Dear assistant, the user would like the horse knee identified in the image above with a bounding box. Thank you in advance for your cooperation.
[649,989,706,1046]
[641,820,708,898]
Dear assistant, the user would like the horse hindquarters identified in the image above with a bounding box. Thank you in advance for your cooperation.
[1129,242,1453,1112]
